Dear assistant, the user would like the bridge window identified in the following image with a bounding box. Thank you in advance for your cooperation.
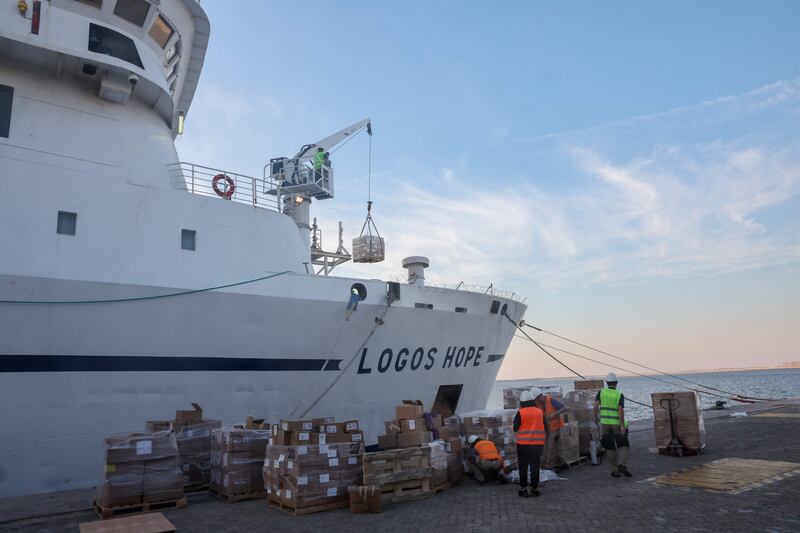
[0,85,12,138]
[88,23,144,69]
[113,0,150,27]
[149,14,174,49]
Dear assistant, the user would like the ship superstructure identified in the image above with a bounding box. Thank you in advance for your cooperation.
[0,0,525,497]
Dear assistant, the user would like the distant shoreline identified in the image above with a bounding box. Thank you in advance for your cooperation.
[497,365,800,383]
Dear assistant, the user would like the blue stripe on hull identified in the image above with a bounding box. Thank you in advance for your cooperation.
[0,355,342,372]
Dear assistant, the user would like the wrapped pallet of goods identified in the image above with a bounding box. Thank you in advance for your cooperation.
[209,428,270,502]
[563,389,602,457]
[652,391,706,455]
[363,446,432,504]
[94,430,185,518]
[265,418,364,514]
[443,436,465,485]
[145,403,222,490]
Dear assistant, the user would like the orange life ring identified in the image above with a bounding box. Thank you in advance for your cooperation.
[212,174,235,199]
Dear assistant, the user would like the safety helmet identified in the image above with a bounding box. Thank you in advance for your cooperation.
[468,435,480,445]
[606,372,618,383]
[529,387,544,399]
[520,391,533,402]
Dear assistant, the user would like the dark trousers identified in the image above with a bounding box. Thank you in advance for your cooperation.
[517,444,543,489]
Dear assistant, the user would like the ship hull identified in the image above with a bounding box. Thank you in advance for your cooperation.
[0,273,524,497]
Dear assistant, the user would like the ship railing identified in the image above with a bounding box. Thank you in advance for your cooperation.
[168,162,281,211]
[386,275,520,300]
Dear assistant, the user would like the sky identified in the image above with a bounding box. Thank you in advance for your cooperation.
[178,1,800,379]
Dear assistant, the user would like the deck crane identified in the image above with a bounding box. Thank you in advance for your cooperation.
[267,118,372,201]
[265,119,381,274]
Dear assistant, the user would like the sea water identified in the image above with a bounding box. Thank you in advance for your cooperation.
[487,368,800,420]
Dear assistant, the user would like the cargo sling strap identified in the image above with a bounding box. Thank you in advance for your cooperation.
[599,388,622,426]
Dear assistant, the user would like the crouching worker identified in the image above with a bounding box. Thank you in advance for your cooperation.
[467,435,508,484]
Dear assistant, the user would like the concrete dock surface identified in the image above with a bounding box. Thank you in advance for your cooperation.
[2,399,799,532]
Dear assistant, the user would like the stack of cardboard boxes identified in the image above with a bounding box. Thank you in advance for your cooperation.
[376,401,444,449]
[563,388,602,457]
[652,391,705,454]
[451,410,518,472]
[96,430,184,509]
[265,418,364,511]
[209,428,270,499]
[146,403,222,489]
[502,387,530,409]
[362,445,432,504]
[271,418,364,447]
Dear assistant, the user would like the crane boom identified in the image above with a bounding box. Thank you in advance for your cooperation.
[293,118,371,159]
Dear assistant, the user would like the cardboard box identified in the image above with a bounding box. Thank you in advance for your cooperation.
[280,420,316,432]
[384,420,402,434]
[397,431,433,448]
[105,431,178,464]
[212,429,270,453]
[436,425,461,440]
[652,391,705,450]
[400,417,427,432]
[143,458,183,503]
[97,461,144,507]
[377,433,398,450]
[175,403,203,424]
[343,420,360,433]
[574,379,604,391]
[322,431,364,444]
[426,413,444,430]
[444,437,462,455]
[395,400,424,420]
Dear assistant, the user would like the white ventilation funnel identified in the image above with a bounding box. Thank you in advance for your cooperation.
[402,256,429,285]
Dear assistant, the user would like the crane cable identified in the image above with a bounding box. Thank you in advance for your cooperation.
[506,313,767,404]
[504,311,585,379]
[523,323,774,402]
[514,335,654,409]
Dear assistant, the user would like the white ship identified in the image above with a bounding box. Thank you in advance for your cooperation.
[0,0,526,498]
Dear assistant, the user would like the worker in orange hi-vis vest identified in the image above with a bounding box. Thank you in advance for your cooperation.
[514,388,549,497]
[467,435,509,484]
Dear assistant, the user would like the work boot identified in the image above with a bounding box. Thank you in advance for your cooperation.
[518,488,529,497]
[611,471,621,478]
[619,465,632,477]
[498,475,509,485]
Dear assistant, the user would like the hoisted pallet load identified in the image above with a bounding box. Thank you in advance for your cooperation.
[352,201,385,263]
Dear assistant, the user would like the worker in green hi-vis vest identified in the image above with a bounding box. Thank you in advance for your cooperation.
[594,373,632,478]
[313,147,325,182]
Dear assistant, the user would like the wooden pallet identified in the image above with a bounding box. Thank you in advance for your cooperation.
[379,477,432,504]
[268,496,349,516]
[80,512,176,533]
[209,487,267,503]
[363,447,432,485]
[184,483,209,493]
[431,481,452,494]
[563,456,589,469]
[92,497,187,520]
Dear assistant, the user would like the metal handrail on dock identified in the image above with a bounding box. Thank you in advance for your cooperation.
[168,162,282,211]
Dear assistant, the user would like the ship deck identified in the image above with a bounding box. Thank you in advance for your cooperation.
[2,399,799,532]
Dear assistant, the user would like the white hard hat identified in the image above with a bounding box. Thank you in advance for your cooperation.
[529,387,544,399]
[468,435,480,444]
[520,391,533,402]
[606,372,618,382]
